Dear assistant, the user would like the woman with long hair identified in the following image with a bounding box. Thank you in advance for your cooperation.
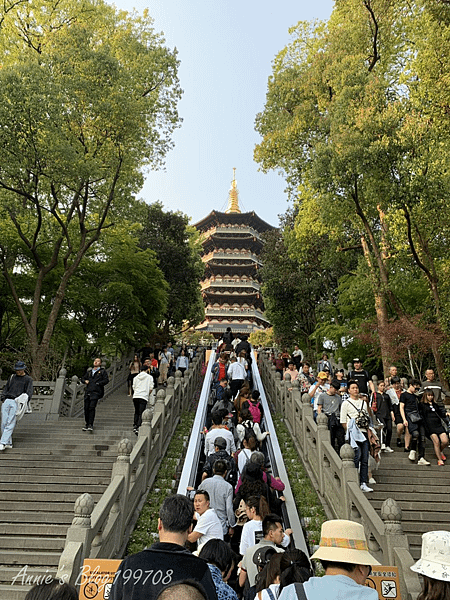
[411,531,450,600]
[198,539,238,600]
[127,354,141,396]
[255,549,312,600]
[419,389,449,466]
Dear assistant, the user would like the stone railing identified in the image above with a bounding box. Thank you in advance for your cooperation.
[56,351,204,585]
[258,354,422,600]
[0,354,133,422]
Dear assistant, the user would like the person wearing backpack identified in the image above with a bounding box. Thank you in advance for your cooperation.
[198,459,236,541]
[237,408,269,448]
[202,437,238,487]
[242,390,263,424]
[340,380,373,493]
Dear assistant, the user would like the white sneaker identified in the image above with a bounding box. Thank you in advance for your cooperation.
[369,477,376,484]
[360,483,373,493]
[4,444,12,449]
[417,457,430,465]
[384,446,394,453]
[381,443,386,450]
[409,450,417,461]
[0,444,5,451]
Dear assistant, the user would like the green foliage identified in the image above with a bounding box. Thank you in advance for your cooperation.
[139,202,205,337]
[0,0,182,376]
[255,0,450,377]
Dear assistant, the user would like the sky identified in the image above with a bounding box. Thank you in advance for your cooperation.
[109,0,335,227]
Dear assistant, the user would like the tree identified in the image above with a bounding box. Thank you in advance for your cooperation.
[254,0,450,378]
[0,0,182,378]
[139,202,205,338]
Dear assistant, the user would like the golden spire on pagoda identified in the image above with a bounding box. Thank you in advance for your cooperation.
[225,167,241,214]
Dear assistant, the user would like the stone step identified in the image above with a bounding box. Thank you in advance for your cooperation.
[0,512,72,524]
[1,536,65,550]
[0,549,61,566]
[0,475,111,485]
[0,583,33,600]
[370,500,450,513]
[370,491,449,502]
[0,466,113,476]
[0,500,77,512]
[0,482,107,494]
[0,454,115,464]
[0,492,103,503]
[0,523,68,536]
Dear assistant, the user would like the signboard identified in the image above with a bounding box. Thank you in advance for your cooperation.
[78,559,121,600]
[366,566,401,600]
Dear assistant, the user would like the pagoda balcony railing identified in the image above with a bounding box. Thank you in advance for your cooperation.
[201,279,261,291]
[202,251,262,264]
[202,226,263,242]
[205,307,268,321]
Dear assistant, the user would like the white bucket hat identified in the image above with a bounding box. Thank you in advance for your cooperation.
[310,519,380,566]
[411,531,450,581]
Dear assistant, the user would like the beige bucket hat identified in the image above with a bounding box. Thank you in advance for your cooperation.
[310,520,380,566]
[411,531,450,581]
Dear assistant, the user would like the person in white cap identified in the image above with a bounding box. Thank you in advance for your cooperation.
[411,531,450,599]
[278,519,380,600]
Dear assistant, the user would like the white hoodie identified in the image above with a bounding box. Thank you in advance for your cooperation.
[132,371,154,401]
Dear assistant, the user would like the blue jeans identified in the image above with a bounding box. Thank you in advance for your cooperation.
[1,399,17,445]
[354,437,369,485]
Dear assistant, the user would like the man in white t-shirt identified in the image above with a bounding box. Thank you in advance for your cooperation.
[187,490,223,551]
[204,412,236,456]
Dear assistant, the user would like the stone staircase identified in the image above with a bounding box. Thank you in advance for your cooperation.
[368,434,450,561]
[0,385,137,600]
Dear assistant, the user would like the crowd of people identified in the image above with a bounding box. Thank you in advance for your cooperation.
[272,349,450,492]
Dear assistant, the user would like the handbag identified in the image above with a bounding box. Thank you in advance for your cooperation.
[235,499,248,525]
[408,410,422,423]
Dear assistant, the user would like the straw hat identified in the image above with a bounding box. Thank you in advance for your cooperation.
[411,531,450,581]
[310,520,380,566]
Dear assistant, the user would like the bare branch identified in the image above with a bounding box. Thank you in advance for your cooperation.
[363,0,380,72]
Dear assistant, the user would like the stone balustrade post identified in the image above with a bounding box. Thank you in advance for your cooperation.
[174,370,182,407]
[316,412,330,495]
[63,493,95,562]
[283,373,290,417]
[69,375,80,417]
[155,388,166,457]
[50,367,67,421]
[139,408,153,482]
[110,439,132,552]
[336,357,344,372]
[381,498,422,600]
[340,443,357,519]
[291,380,300,437]
[166,377,176,432]
[372,374,379,390]
[270,365,277,407]
[347,362,353,374]
[301,392,313,459]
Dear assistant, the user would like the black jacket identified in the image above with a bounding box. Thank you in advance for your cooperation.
[109,542,217,600]
[83,367,109,400]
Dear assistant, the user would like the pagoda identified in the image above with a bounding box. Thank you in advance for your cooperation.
[194,170,275,336]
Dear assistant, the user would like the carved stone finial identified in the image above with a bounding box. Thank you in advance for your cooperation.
[71,375,79,383]
[317,412,328,429]
[167,376,175,388]
[292,380,300,389]
[58,368,67,378]
[142,408,153,423]
[156,389,166,402]
[72,493,94,527]
[118,439,133,456]
[340,443,355,462]
[381,498,403,534]
[284,373,291,382]
[301,393,311,404]
[175,370,182,379]
[381,497,402,522]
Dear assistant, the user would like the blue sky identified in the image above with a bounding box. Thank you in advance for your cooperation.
[110,0,335,227]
